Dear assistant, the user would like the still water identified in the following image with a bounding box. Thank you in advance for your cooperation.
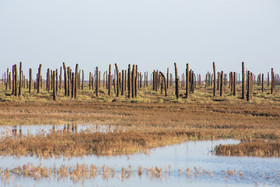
[1,137,279,187]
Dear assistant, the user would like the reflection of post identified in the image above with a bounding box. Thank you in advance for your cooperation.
[19,125,22,136]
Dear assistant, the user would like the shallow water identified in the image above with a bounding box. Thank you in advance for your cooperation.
[1,138,279,187]
[0,124,121,137]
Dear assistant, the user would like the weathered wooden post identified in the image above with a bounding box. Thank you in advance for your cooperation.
[262,73,264,93]
[19,62,22,96]
[53,71,56,100]
[67,67,71,96]
[247,71,250,101]
[63,63,67,96]
[56,69,58,93]
[186,63,189,99]
[125,70,127,91]
[29,68,32,94]
[213,62,216,96]
[174,62,179,99]
[159,72,167,97]
[14,64,18,96]
[167,68,169,89]
[59,67,62,90]
[233,72,236,96]
[242,62,245,99]
[220,71,223,96]
[135,65,138,97]
[37,64,42,94]
[115,63,120,97]
[96,67,99,97]
[128,64,131,98]
[132,65,135,98]
[217,72,220,91]
[271,68,274,94]
[74,64,78,99]
[108,65,111,96]
[82,70,84,91]
[122,70,124,96]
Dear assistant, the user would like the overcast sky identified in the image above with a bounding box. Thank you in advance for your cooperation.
[0,0,279,79]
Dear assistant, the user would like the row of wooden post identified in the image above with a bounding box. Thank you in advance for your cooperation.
[2,62,278,101]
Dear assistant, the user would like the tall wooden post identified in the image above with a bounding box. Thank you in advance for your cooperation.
[128,64,131,98]
[122,70,124,96]
[271,68,274,94]
[167,68,169,89]
[59,67,62,90]
[213,62,216,96]
[233,72,236,96]
[186,63,189,99]
[37,64,42,94]
[174,62,179,99]
[82,70,84,91]
[74,64,78,99]
[247,71,250,101]
[242,62,245,99]
[115,64,119,97]
[261,73,264,93]
[220,71,223,96]
[19,62,22,96]
[63,62,67,96]
[108,65,111,96]
[96,67,99,97]
[53,71,56,101]
[132,65,135,98]
[29,68,32,94]
[135,65,138,97]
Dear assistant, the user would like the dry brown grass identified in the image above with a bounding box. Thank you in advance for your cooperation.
[215,139,280,157]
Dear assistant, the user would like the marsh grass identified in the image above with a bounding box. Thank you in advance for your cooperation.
[215,139,280,157]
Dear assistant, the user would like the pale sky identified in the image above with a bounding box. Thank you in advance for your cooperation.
[0,0,279,79]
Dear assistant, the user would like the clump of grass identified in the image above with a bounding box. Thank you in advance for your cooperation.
[0,129,217,158]
[215,139,280,157]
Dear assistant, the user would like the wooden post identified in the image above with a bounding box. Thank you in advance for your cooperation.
[67,67,71,96]
[125,70,127,91]
[122,70,124,96]
[135,65,138,97]
[14,64,18,96]
[75,64,78,99]
[53,71,56,101]
[132,65,135,98]
[128,64,131,98]
[63,62,67,96]
[37,64,42,94]
[242,62,245,99]
[186,63,189,99]
[19,62,22,96]
[108,65,111,96]
[56,69,58,94]
[29,68,32,94]
[247,71,250,101]
[167,68,169,89]
[213,62,216,96]
[96,67,99,97]
[160,72,167,96]
[59,67,62,90]
[71,72,74,98]
[115,63,119,97]
[174,62,179,99]
[271,68,274,94]
[89,72,91,90]
[233,72,236,96]
[262,73,264,93]
[220,71,223,96]
[82,70,84,91]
